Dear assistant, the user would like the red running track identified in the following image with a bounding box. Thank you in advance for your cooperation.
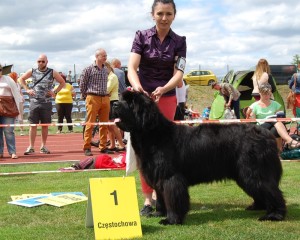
[0,133,119,164]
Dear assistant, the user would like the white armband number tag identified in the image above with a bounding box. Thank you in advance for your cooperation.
[175,57,186,72]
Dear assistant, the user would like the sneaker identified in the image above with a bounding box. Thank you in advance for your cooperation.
[140,205,154,216]
[100,148,115,154]
[84,149,93,156]
[115,147,126,152]
[91,140,100,147]
[24,147,35,155]
[56,130,62,134]
[20,131,24,136]
[40,146,50,154]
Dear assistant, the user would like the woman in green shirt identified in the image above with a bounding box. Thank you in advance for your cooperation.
[248,83,300,150]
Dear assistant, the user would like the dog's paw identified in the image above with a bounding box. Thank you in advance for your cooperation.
[259,213,284,221]
[246,202,266,211]
[148,211,166,218]
[158,218,182,225]
[159,218,172,225]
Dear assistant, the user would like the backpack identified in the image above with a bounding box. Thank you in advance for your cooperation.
[280,134,300,160]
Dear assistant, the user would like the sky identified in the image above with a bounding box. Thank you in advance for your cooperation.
[0,0,300,77]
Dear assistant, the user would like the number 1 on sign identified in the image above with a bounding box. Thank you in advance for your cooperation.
[110,190,118,205]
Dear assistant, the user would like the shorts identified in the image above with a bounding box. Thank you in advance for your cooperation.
[260,122,280,138]
[28,101,52,124]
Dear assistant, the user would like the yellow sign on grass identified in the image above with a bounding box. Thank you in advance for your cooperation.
[86,177,142,240]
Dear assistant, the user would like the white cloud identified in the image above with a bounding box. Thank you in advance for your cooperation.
[0,0,300,77]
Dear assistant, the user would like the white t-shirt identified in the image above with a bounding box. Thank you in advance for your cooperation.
[176,82,187,104]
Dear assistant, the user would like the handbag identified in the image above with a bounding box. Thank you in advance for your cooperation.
[224,107,236,119]
[287,75,297,109]
[287,91,296,109]
[0,96,19,118]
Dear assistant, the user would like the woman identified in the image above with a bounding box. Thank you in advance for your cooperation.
[0,64,21,159]
[54,73,75,133]
[252,58,271,101]
[288,71,300,117]
[248,83,300,151]
[9,72,25,136]
[105,61,126,152]
[128,0,186,216]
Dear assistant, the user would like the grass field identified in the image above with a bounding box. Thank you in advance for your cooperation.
[1,84,299,240]
[0,162,299,240]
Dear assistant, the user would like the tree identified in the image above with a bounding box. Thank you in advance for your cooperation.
[292,54,300,65]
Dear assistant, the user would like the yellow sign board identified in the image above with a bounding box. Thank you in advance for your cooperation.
[86,177,142,240]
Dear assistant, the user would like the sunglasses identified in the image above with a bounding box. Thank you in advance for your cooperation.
[38,61,46,63]
[0,69,2,71]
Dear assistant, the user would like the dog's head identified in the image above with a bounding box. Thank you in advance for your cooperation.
[112,91,160,132]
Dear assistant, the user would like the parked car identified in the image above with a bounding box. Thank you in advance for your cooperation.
[183,70,217,86]
[209,70,285,119]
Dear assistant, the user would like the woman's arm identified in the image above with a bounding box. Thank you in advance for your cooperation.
[127,52,144,92]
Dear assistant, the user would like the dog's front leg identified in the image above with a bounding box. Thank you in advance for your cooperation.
[159,175,190,225]
[151,190,167,217]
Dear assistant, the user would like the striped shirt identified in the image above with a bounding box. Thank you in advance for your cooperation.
[79,63,108,98]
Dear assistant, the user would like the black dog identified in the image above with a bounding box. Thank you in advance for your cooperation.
[113,91,286,225]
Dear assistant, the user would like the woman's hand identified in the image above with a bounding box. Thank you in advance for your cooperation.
[26,89,35,96]
[151,86,165,103]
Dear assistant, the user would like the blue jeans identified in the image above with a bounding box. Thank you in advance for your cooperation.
[224,97,240,119]
[231,99,240,119]
[0,116,16,155]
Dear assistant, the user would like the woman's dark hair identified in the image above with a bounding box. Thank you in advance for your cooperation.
[152,0,176,15]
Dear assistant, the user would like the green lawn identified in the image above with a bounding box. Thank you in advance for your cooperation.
[0,162,299,240]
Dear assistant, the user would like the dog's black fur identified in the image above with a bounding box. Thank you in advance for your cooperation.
[113,91,286,225]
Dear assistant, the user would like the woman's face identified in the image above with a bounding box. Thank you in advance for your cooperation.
[260,90,272,99]
[152,2,175,31]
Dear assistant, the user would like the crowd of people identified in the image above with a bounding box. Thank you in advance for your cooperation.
[1,0,300,217]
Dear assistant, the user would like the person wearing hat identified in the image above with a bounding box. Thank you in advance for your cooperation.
[212,82,241,119]
[247,82,300,151]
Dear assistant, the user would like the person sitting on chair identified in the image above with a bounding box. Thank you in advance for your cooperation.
[247,82,300,151]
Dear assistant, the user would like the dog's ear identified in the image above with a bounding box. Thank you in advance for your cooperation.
[132,93,160,131]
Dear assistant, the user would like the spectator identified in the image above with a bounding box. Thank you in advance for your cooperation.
[9,72,25,136]
[127,0,186,216]
[111,58,127,96]
[18,54,65,155]
[66,70,72,82]
[54,73,75,133]
[105,61,126,152]
[0,64,21,159]
[248,83,300,151]
[174,81,187,120]
[251,58,271,101]
[80,48,113,156]
[212,82,241,119]
[288,64,300,117]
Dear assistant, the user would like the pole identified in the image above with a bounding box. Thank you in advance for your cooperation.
[73,64,76,82]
